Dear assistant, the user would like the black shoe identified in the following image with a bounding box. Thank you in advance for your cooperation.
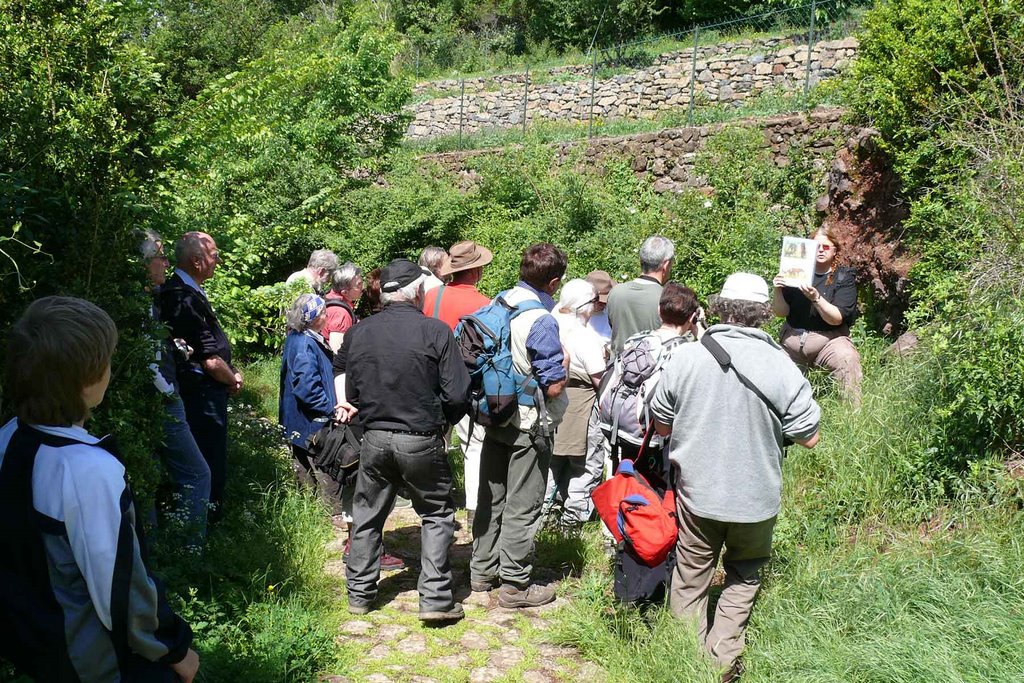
[419,603,464,623]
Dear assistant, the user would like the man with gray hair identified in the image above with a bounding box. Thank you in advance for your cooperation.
[650,272,821,680]
[606,234,675,354]
[159,231,240,522]
[336,258,471,623]
[287,249,339,293]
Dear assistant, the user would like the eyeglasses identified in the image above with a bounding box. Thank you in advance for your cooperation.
[575,295,600,311]
[817,244,834,252]
[147,254,169,263]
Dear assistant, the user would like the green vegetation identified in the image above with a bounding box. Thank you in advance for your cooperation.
[390,0,862,79]
[404,87,842,154]
[150,365,345,681]
[2,0,1024,680]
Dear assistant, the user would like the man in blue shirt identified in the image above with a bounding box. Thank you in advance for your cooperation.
[471,243,568,609]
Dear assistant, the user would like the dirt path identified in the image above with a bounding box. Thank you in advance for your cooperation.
[323,508,605,683]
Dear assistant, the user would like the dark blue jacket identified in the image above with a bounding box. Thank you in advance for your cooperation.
[279,331,337,447]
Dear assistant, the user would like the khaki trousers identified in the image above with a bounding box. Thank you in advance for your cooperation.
[669,496,776,668]
[780,322,862,402]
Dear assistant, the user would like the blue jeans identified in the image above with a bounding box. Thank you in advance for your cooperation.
[346,430,455,612]
[162,396,211,545]
[181,377,228,521]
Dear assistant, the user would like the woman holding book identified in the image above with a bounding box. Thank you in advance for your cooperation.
[772,226,862,403]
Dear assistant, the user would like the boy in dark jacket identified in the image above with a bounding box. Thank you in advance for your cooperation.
[0,296,198,682]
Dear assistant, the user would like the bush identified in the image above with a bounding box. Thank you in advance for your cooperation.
[0,0,168,499]
[160,13,410,354]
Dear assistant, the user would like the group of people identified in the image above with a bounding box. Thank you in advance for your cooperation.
[0,223,861,681]
[277,227,860,678]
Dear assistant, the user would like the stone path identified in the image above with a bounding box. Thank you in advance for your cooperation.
[322,508,606,683]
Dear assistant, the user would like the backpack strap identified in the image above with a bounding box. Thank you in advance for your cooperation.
[699,333,784,423]
[431,285,446,319]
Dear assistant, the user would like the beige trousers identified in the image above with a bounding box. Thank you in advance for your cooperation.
[780,322,862,402]
[669,496,776,668]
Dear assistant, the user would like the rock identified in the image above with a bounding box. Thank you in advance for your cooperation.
[522,672,550,683]
[469,666,504,683]
[882,332,919,361]
[773,63,786,75]
[755,62,773,75]
[367,644,392,660]
[697,69,714,83]
[434,654,471,669]
[340,620,374,636]
[460,631,491,650]
[651,158,667,175]
[652,176,677,193]
[631,155,648,172]
[365,675,392,683]
[397,634,428,656]
[490,646,524,668]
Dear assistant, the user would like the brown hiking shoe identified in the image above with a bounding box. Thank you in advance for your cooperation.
[497,583,556,609]
[470,576,499,592]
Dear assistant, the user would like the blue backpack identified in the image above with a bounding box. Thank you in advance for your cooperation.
[454,291,547,428]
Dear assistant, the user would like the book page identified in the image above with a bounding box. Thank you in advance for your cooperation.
[779,236,817,288]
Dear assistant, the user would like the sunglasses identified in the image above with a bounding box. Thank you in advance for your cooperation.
[817,244,834,252]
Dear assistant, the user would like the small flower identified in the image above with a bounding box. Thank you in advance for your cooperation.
[703,199,713,208]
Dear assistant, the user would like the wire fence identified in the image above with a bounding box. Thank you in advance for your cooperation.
[401,0,866,146]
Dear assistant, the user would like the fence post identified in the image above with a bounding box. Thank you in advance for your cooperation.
[459,79,465,149]
[588,49,597,138]
[523,66,529,134]
[804,0,816,104]
[687,26,699,126]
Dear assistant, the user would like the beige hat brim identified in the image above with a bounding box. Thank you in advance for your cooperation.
[440,245,493,276]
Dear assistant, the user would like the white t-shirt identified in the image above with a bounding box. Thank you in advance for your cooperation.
[554,312,607,384]
[587,310,612,341]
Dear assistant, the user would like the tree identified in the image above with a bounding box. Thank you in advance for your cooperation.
[0,0,167,493]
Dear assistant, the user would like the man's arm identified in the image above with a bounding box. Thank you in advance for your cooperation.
[201,356,242,393]
[794,431,819,449]
[437,328,472,424]
[524,314,567,399]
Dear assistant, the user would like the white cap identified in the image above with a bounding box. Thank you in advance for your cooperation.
[558,278,597,312]
[719,272,770,304]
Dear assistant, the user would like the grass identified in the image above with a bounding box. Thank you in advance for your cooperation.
[147,359,344,682]
[404,85,841,155]
[549,333,1024,682]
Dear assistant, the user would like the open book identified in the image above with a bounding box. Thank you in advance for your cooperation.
[778,236,817,288]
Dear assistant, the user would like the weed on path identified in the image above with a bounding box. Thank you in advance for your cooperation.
[324,508,606,683]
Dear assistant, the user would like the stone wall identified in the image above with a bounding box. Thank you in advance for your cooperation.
[419,108,856,196]
[406,38,857,139]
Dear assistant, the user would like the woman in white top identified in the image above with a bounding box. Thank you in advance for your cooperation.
[547,279,608,527]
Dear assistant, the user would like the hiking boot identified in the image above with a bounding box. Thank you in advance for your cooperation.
[342,539,406,571]
[470,576,500,593]
[419,603,464,623]
[348,601,372,615]
[721,658,744,683]
[497,583,556,609]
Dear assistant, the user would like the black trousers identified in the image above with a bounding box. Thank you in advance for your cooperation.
[181,376,228,521]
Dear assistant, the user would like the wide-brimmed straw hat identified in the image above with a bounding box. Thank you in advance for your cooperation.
[441,240,493,276]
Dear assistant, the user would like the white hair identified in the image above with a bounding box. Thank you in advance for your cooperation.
[380,275,425,306]
[332,262,363,293]
[640,235,675,273]
[307,249,338,271]
[138,229,163,259]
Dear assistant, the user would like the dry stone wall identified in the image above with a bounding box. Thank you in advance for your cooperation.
[418,109,855,196]
[406,38,857,139]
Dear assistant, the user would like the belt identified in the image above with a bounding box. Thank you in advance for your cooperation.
[374,427,444,437]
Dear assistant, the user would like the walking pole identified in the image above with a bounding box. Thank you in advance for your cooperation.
[688,25,699,125]
[804,0,817,105]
